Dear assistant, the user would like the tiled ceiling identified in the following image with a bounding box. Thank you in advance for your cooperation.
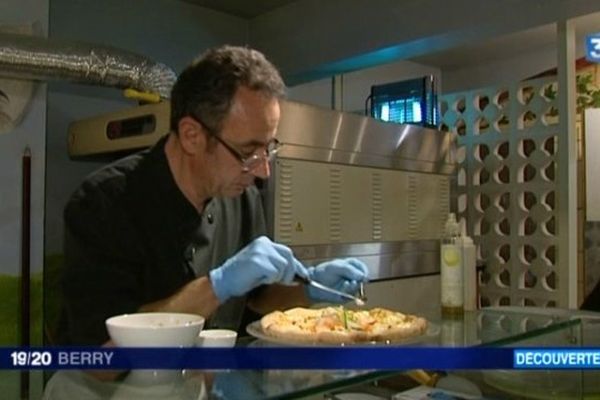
[181,0,298,18]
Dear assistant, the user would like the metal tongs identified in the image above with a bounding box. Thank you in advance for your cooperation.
[296,275,367,306]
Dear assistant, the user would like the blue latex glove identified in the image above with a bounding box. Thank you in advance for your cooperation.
[305,258,369,304]
[209,236,306,303]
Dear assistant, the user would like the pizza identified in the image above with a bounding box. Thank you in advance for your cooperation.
[260,306,428,344]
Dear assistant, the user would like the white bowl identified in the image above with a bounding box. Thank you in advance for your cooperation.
[196,329,237,347]
[106,312,205,347]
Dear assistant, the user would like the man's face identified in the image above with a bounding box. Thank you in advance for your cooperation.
[205,86,280,197]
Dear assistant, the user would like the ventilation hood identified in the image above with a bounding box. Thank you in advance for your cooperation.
[0,32,176,153]
[0,32,176,98]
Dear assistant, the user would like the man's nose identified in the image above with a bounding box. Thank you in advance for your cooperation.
[250,157,270,179]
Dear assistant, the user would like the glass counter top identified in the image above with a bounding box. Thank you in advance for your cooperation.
[41,307,597,400]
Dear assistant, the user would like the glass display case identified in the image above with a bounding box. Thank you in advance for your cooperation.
[41,307,599,400]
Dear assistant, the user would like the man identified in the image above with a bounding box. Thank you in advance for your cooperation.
[59,45,368,345]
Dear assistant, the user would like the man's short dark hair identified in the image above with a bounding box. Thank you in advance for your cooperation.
[170,45,286,135]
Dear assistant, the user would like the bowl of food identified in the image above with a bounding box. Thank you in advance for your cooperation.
[106,312,205,347]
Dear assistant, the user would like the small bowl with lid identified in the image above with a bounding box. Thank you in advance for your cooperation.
[196,329,237,347]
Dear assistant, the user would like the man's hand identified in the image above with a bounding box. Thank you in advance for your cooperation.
[209,236,305,303]
[305,258,369,304]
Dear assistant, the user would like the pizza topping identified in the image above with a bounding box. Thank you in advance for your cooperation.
[260,306,428,344]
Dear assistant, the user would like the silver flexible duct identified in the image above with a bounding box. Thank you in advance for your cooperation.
[0,33,176,98]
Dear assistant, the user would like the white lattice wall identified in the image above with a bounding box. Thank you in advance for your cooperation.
[440,77,564,308]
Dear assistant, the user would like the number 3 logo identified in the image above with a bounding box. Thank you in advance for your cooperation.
[586,35,600,62]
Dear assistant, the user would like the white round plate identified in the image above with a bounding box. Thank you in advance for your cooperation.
[245,320,439,347]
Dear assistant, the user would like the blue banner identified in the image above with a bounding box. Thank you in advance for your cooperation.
[514,349,600,369]
[2,347,600,370]
[0,347,510,370]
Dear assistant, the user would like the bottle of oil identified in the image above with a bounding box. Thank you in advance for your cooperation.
[440,213,463,316]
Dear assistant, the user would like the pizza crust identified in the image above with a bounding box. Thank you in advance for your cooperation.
[260,306,428,344]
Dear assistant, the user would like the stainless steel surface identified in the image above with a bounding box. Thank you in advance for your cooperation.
[291,240,440,260]
[297,275,365,305]
[65,98,454,170]
[262,101,454,281]
[276,101,455,175]
[288,240,441,280]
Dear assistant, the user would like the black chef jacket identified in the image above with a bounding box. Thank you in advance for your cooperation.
[59,135,266,345]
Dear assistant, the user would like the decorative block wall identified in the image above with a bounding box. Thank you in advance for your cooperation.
[440,77,563,307]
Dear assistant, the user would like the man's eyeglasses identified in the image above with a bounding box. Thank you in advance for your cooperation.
[190,115,282,172]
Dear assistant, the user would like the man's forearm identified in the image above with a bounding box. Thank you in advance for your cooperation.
[139,276,220,317]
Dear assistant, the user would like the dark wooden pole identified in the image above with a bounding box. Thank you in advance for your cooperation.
[21,147,31,400]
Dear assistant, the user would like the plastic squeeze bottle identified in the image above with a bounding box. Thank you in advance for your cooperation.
[440,213,463,316]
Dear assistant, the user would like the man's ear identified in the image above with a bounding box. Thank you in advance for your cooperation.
[177,116,205,155]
